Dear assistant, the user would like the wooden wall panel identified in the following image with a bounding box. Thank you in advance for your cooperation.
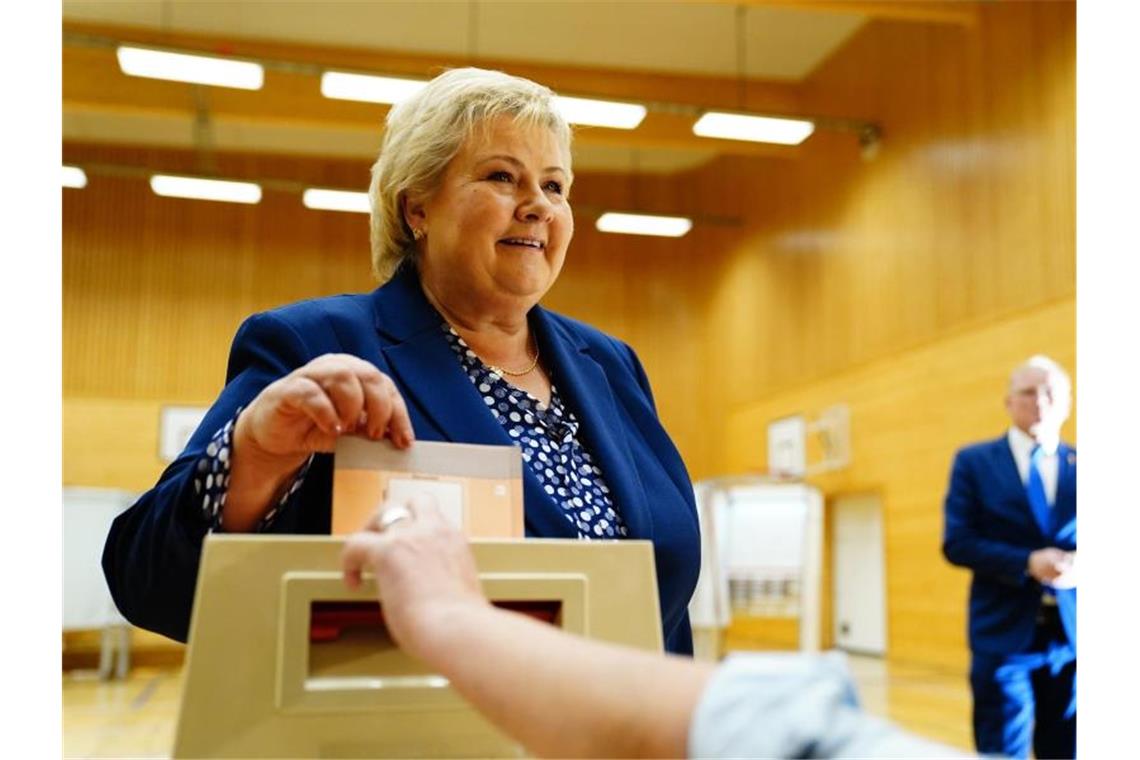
[699,1,1075,405]
[690,2,1074,670]
[64,398,169,492]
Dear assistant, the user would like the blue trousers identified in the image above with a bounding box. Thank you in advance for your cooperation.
[970,606,1076,759]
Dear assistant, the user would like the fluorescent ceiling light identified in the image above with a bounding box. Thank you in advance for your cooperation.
[692,112,815,145]
[150,175,262,204]
[555,96,647,129]
[117,46,264,90]
[62,166,87,189]
[303,188,370,214]
[321,71,427,104]
[596,212,692,238]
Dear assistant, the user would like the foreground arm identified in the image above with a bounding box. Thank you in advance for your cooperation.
[343,500,966,759]
[342,498,712,758]
[424,598,710,757]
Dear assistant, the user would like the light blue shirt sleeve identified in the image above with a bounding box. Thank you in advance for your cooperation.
[688,651,972,759]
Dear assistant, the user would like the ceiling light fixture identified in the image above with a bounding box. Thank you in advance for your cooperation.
[116,46,264,90]
[302,188,370,214]
[692,112,815,145]
[62,166,87,189]
[320,71,427,104]
[596,212,692,238]
[150,175,262,204]
[70,35,879,152]
[555,96,647,130]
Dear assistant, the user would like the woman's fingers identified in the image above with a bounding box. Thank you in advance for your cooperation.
[301,358,366,433]
[386,386,415,447]
[292,354,414,445]
[358,370,395,440]
[250,354,414,456]
[279,376,342,436]
[353,362,414,447]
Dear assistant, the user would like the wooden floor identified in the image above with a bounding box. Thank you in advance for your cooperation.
[845,654,973,752]
[62,653,973,757]
[64,665,183,759]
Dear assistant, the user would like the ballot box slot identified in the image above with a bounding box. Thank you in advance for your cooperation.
[307,600,563,683]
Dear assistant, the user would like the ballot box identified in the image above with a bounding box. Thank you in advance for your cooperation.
[173,535,663,758]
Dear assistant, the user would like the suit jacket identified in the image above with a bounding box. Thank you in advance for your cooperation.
[103,265,701,654]
[941,435,1076,655]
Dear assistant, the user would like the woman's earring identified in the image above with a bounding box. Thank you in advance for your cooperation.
[412,228,424,241]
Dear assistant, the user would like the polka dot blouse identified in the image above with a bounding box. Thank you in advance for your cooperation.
[443,324,628,539]
[195,407,312,532]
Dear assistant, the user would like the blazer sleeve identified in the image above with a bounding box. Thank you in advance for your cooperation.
[102,311,315,642]
[941,449,1033,586]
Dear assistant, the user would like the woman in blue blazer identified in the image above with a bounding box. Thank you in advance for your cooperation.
[102,67,701,655]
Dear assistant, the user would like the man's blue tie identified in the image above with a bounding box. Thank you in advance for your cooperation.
[1027,444,1052,538]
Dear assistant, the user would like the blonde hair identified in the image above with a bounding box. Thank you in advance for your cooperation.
[368,67,572,282]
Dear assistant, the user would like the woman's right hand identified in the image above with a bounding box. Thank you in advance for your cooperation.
[238,353,414,459]
[224,354,415,530]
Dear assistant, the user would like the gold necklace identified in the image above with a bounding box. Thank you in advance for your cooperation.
[487,343,541,377]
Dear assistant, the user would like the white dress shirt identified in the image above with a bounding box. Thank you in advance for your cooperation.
[1007,426,1059,507]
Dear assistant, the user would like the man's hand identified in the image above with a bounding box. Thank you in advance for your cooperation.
[1050,551,1077,589]
[1027,547,1074,585]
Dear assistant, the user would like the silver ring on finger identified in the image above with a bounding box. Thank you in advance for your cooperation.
[378,505,413,532]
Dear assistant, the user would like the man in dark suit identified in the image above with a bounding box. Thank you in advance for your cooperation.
[943,355,1076,759]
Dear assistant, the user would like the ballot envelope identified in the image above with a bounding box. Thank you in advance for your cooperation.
[331,438,525,537]
[172,535,664,758]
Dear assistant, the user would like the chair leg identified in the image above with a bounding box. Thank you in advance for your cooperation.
[114,625,131,680]
[98,626,114,680]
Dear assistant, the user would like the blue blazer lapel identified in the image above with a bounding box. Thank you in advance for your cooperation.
[382,334,515,446]
[532,308,654,541]
[372,265,511,447]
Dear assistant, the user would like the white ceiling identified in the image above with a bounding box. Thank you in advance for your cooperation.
[62,0,866,81]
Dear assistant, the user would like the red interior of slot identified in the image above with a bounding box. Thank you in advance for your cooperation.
[310,600,561,642]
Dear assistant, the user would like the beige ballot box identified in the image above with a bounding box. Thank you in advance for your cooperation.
[173,535,664,758]
[332,438,524,537]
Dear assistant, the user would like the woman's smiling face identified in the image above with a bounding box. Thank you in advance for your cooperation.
[408,115,574,310]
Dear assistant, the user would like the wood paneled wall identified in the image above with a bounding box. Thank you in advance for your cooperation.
[697,1,1075,669]
[699,1,1074,408]
[63,1,1073,671]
